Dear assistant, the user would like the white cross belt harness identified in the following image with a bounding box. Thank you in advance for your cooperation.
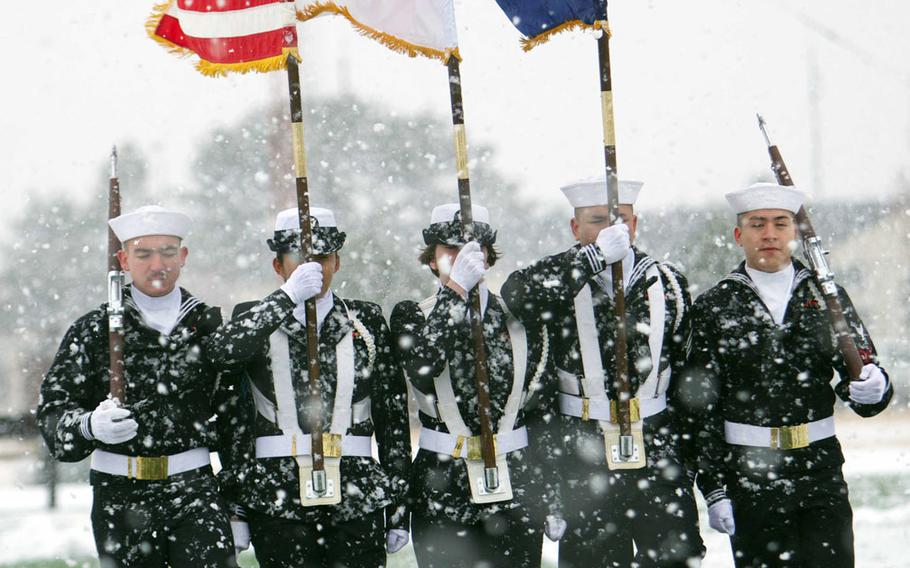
[90,447,211,480]
[724,416,835,450]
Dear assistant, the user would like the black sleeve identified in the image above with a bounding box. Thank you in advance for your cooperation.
[391,287,470,393]
[362,303,412,532]
[519,327,564,517]
[211,368,256,513]
[677,295,727,505]
[36,312,106,462]
[664,268,698,478]
[501,245,607,326]
[830,286,894,417]
[204,290,295,368]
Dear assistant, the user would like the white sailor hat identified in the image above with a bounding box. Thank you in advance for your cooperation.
[108,205,192,242]
[429,203,491,225]
[268,206,346,254]
[560,176,643,208]
[273,206,338,230]
[424,203,496,246]
[725,182,804,214]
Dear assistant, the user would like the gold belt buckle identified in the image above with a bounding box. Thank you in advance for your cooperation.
[322,433,343,458]
[466,434,497,461]
[581,398,591,421]
[609,398,641,424]
[128,456,169,480]
[770,424,809,450]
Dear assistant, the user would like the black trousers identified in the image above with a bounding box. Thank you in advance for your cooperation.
[412,508,544,568]
[91,472,235,568]
[248,508,386,568]
[729,466,854,568]
[558,462,704,568]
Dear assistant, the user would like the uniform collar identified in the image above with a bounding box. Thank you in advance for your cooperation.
[593,247,657,298]
[283,291,353,347]
[291,290,335,331]
[123,285,202,336]
[436,281,490,317]
[721,260,815,323]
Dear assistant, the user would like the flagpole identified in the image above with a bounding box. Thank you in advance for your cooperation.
[285,53,327,493]
[596,10,635,461]
[445,56,499,491]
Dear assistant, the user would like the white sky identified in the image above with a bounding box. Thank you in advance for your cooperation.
[1,0,908,221]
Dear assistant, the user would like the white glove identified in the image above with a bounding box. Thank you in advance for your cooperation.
[448,241,486,293]
[849,363,888,404]
[231,520,251,555]
[595,224,631,265]
[386,529,409,553]
[280,261,323,304]
[544,514,567,542]
[89,399,138,445]
[708,499,736,535]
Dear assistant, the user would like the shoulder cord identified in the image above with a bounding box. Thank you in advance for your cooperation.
[657,263,685,335]
[339,300,377,371]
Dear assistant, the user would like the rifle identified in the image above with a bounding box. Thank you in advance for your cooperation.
[757,114,868,379]
[107,146,126,402]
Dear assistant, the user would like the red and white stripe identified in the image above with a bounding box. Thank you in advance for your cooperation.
[154,0,297,65]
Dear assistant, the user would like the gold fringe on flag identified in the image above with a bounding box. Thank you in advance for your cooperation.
[195,49,299,77]
[521,19,611,52]
[146,1,190,58]
[298,2,460,64]
[146,1,299,77]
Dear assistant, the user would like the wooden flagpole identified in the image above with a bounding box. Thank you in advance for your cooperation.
[445,56,499,491]
[285,53,327,493]
[596,6,636,462]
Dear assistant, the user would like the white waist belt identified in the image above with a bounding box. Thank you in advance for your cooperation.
[90,448,210,479]
[255,433,373,459]
[724,417,835,449]
[418,426,528,459]
[558,392,667,422]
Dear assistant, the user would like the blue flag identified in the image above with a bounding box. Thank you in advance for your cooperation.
[494,0,608,49]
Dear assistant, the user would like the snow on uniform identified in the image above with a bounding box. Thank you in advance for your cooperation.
[390,286,559,568]
[206,288,411,568]
[682,259,893,567]
[37,286,235,568]
[502,245,705,568]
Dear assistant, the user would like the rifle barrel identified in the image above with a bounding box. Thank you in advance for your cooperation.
[108,146,126,402]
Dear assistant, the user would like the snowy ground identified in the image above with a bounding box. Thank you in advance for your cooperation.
[1,412,907,567]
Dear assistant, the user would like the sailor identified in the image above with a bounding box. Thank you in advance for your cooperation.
[501,178,705,567]
[37,205,235,567]
[205,207,411,568]
[682,182,893,567]
[390,203,563,568]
